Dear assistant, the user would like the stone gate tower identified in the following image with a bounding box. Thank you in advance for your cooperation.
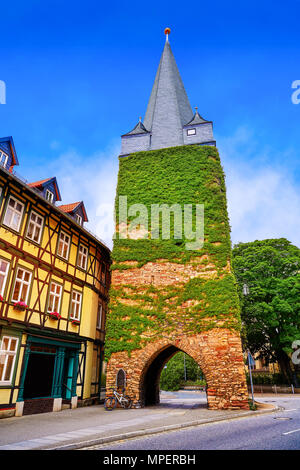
[105,29,249,410]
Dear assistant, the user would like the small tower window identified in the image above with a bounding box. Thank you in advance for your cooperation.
[187,128,196,136]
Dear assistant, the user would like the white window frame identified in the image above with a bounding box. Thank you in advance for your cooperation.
[75,214,82,226]
[77,244,88,270]
[0,335,19,385]
[0,258,9,297]
[26,210,44,244]
[45,189,54,203]
[187,128,196,136]
[48,281,62,313]
[57,231,70,259]
[70,290,82,321]
[12,267,32,304]
[3,195,24,232]
[0,151,8,168]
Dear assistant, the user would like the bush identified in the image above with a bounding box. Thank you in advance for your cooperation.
[246,371,287,385]
[160,352,204,391]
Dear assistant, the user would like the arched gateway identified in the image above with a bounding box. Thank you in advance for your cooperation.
[105,30,249,410]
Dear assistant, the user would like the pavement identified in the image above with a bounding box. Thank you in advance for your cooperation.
[0,390,281,451]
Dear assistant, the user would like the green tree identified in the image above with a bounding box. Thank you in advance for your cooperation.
[160,352,203,391]
[232,238,300,385]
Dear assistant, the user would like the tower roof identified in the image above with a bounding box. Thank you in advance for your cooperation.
[120,29,215,156]
[143,35,193,149]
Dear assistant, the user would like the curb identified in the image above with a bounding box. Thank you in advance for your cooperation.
[49,405,281,451]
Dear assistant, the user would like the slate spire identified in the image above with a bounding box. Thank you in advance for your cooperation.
[120,29,215,156]
[143,32,194,149]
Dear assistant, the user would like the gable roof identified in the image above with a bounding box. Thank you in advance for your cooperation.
[0,136,19,167]
[183,109,212,127]
[58,201,88,222]
[122,120,150,137]
[28,176,62,201]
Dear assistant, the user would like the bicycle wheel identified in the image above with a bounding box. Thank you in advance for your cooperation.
[104,396,117,411]
[121,395,132,409]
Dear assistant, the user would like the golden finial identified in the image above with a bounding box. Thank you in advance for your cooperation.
[164,27,171,42]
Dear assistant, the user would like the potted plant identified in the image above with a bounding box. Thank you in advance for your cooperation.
[71,319,80,326]
[48,311,61,320]
[13,300,28,310]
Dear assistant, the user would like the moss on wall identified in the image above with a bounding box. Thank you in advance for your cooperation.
[105,145,241,359]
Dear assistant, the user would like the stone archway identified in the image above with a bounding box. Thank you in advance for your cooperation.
[105,330,249,410]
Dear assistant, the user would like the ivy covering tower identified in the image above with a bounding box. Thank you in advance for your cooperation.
[105,29,249,409]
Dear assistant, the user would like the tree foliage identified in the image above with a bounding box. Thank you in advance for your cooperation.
[160,352,204,391]
[232,238,300,383]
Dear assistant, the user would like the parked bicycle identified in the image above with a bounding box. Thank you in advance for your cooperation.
[104,388,132,410]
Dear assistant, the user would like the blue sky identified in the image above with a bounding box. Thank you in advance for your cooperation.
[1,0,300,248]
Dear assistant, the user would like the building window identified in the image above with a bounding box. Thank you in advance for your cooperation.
[48,282,62,313]
[0,151,8,169]
[77,244,88,270]
[57,231,70,259]
[3,196,24,232]
[0,259,9,297]
[26,210,44,244]
[70,291,82,321]
[0,336,19,385]
[101,263,106,285]
[75,214,82,226]
[12,267,32,304]
[96,302,103,330]
[187,128,196,136]
[45,189,54,203]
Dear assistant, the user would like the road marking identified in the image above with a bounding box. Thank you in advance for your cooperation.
[283,428,300,435]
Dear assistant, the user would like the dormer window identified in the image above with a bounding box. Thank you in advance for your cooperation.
[0,150,9,168]
[75,214,82,226]
[45,189,54,203]
[187,128,196,136]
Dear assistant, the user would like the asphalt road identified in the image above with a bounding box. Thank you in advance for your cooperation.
[90,396,300,450]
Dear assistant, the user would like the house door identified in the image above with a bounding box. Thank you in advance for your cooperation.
[23,347,56,399]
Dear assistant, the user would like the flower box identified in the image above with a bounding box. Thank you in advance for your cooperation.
[13,301,28,310]
[48,312,61,320]
[71,319,80,325]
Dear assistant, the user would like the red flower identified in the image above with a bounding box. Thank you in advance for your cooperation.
[14,301,28,309]
[49,311,61,320]
[0,295,3,301]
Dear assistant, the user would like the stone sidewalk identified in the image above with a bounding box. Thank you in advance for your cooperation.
[0,391,278,450]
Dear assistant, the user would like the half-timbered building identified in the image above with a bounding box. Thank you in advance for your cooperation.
[0,136,110,416]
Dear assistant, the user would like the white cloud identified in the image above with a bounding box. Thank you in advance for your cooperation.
[218,126,300,248]
[41,139,120,249]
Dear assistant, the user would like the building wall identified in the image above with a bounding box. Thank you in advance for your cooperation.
[120,134,150,156]
[183,123,214,146]
[0,168,110,416]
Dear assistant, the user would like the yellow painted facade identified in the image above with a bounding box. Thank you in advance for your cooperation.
[0,155,110,416]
